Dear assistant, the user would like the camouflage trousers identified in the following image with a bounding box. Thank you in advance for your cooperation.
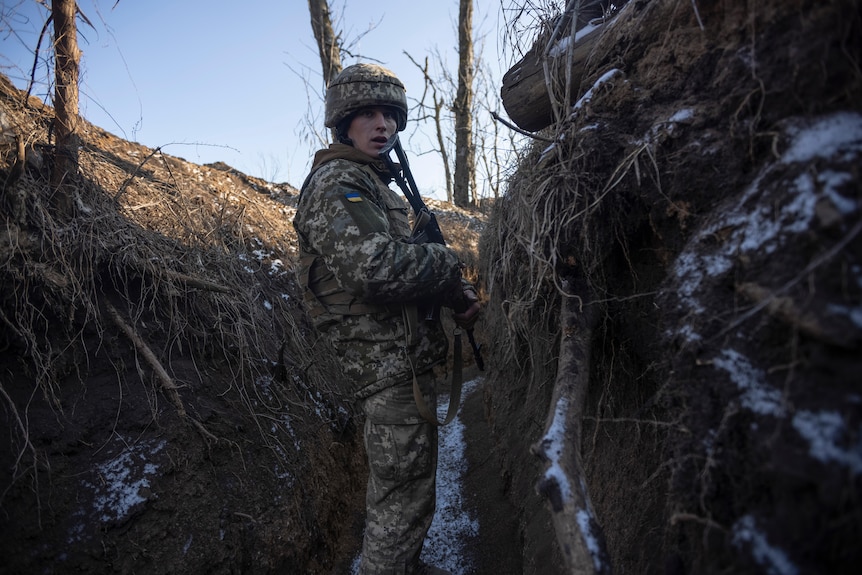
[358,373,438,575]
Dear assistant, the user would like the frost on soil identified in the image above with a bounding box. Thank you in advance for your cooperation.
[670,111,862,341]
[72,436,166,543]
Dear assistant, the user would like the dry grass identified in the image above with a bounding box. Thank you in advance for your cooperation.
[0,75,352,501]
[1,71,488,522]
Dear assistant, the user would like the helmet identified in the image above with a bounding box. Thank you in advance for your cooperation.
[324,63,408,131]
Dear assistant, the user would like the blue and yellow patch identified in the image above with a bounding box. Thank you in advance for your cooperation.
[345,192,363,203]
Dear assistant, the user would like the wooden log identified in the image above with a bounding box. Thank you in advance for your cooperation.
[501,22,606,132]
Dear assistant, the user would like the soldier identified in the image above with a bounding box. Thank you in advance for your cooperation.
[292,63,480,575]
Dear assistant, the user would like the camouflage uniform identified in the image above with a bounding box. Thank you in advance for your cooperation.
[293,142,463,574]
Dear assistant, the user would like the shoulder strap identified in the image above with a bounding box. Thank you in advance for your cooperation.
[410,327,464,427]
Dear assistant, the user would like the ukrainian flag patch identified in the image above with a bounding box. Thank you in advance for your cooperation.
[345,192,363,203]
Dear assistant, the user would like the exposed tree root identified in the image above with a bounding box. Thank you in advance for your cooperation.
[736,282,856,348]
[105,299,218,443]
[531,280,611,574]
[717,218,862,340]
[158,268,232,293]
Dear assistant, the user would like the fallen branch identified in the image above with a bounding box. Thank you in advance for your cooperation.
[531,281,611,574]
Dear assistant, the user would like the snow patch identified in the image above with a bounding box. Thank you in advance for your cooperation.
[669,111,862,331]
[732,515,799,575]
[827,302,862,329]
[539,395,573,502]
[708,350,862,476]
[80,437,166,529]
[669,108,694,123]
[712,349,786,417]
[421,378,482,573]
[792,410,862,475]
[576,507,603,572]
[781,112,862,164]
[548,21,603,57]
[571,69,621,114]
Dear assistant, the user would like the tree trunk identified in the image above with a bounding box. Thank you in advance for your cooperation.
[432,91,454,203]
[453,0,474,208]
[50,0,81,216]
[307,0,342,89]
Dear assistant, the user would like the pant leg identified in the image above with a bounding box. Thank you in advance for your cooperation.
[358,376,438,575]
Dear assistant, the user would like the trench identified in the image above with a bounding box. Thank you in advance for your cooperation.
[329,373,527,575]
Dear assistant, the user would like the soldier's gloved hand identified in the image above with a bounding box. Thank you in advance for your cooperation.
[452,286,481,329]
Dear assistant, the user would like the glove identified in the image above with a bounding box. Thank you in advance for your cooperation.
[451,286,481,329]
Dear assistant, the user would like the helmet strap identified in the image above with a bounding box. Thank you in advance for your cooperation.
[335,117,354,146]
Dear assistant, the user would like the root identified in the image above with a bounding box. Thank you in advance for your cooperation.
[0,381,44,527]
[531,279,611,574]
[158,268,232,293]
[105,300,218,444]
[736,282,855,348]
[715,218,862,339]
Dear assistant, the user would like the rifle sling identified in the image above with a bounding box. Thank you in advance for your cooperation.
[412,327,463,427]
[381,142,463,424]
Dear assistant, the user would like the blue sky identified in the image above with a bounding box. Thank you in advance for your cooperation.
[1,0,506,199]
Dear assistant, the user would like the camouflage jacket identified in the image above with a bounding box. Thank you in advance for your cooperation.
[292,144,463,399]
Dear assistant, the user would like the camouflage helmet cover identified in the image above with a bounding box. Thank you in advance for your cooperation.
[324,63,408,131]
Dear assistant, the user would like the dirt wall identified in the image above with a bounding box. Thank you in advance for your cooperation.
[0,75,367,574]
[481,0,861,573]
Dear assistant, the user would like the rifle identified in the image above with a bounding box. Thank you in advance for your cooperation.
[380,136,445,245]
[380,135,485,372]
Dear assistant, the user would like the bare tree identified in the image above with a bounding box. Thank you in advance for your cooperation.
[49,0,81,216]
[307,0,345,145]
[474,62,503,203]
[405,53,454,203]
[452,0,475,208]
[307,0,342,89]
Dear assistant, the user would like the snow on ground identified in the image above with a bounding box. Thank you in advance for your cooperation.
[421,377,482,573]
[72,437,166,544]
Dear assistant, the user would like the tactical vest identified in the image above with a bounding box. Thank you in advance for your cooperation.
[297,164,412,321]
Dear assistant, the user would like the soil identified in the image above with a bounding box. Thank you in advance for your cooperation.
[461,375,524,575]
[2,0,861,573]
[480,0,862,574]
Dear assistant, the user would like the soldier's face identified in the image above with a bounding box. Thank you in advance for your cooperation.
[348,106,398,158]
